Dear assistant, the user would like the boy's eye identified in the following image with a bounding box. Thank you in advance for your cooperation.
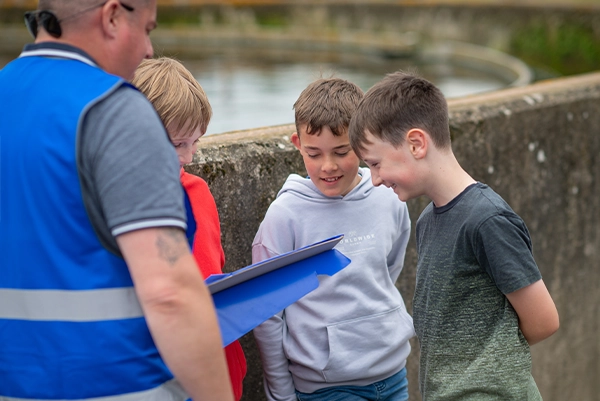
[336,151,350,156]
[307,153,319,158]
[172,143,184,148]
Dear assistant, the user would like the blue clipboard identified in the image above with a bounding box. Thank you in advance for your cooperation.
[206,235,350,346]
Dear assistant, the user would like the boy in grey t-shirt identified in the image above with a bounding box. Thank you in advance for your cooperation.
[348,71,559,400]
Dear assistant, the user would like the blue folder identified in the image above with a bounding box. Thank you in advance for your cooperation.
[206,235,350,347]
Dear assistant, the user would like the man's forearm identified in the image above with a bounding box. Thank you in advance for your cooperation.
[142,265,233,400]
[118,228,234,401]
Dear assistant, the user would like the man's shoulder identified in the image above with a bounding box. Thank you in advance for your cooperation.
[96,84,148,109]
[85,85,162,141]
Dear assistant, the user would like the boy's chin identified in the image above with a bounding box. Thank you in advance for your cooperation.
[315,184,344,198]
[392,188,411,202]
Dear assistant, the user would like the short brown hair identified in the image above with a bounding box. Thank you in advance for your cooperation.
[293,78,364,137]
[349,71,450,158]
[132,57,212,138]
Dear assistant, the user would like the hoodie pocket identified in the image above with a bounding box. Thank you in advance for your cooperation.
[321,307,414,383]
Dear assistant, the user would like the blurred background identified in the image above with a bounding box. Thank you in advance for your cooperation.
[2,0,599,135]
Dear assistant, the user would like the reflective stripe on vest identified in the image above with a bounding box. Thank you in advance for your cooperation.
[0,288,143,321]
[0,379,188,401]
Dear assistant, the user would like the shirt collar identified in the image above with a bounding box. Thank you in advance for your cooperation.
[20,42,99,68]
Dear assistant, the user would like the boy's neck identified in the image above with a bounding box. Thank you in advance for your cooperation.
[426,151,476,208]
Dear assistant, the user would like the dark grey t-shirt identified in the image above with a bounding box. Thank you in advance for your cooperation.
[414,183,542,401]
[78,86,186,255]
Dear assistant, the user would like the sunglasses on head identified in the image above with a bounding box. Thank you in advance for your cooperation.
[24,1,134,39]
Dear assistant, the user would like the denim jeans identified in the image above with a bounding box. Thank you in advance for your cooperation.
[295,367,409,401]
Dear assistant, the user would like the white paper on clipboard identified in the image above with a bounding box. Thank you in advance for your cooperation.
[207,234,344,294]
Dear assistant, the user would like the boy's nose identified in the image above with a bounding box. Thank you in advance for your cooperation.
[371,171,383,187]
[180,151,193,166]
[322,159,338,172]
[145,37,154,60]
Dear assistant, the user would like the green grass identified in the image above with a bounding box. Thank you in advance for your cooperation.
[511,21,600,76]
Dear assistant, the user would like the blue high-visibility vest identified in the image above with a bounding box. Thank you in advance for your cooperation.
[0,49,187,400]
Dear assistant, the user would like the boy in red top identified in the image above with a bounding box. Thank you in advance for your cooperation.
[133,57,247,400]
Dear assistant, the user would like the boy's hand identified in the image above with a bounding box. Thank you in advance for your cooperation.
[505,279,559,345]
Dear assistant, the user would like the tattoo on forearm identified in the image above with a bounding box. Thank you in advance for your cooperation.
[156,228,187,266]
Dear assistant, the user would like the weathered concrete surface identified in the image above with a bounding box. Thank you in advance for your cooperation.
[188,72,600,401]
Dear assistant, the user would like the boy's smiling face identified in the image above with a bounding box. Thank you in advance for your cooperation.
[292,125,362,197]
[360,130,420,202]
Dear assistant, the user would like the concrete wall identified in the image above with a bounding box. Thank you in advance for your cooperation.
[189,72,600,401]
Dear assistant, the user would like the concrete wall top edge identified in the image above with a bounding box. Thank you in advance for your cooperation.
[197,72,600,147]
[448,71,600,120]
[199,123,296,146]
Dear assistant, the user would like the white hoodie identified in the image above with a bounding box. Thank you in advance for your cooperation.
[252,167,415,400]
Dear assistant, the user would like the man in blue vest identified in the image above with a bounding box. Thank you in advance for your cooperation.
[0,1,233,400]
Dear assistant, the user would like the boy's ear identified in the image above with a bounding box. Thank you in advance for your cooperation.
[406,129,428,160]
[291,132,301,150]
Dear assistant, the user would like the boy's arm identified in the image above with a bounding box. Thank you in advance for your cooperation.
[505,279,559,345]
[117,227,234,401]
[252,242,297,401]
[476,214,559,346]
[253,313,297,401]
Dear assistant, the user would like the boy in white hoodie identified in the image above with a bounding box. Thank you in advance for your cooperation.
[252,78,415,401]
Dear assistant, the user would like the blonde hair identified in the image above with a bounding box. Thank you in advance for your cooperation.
[132,57,212,138]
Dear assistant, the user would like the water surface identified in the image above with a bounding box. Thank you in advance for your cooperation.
[0,53,508,136]
[183,56,507,135]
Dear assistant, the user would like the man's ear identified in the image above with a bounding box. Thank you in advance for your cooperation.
[291,132,301,151]
[406,129,428,160]
[100,0,122,38]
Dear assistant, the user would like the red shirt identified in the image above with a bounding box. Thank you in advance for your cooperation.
[181,170,247,400]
